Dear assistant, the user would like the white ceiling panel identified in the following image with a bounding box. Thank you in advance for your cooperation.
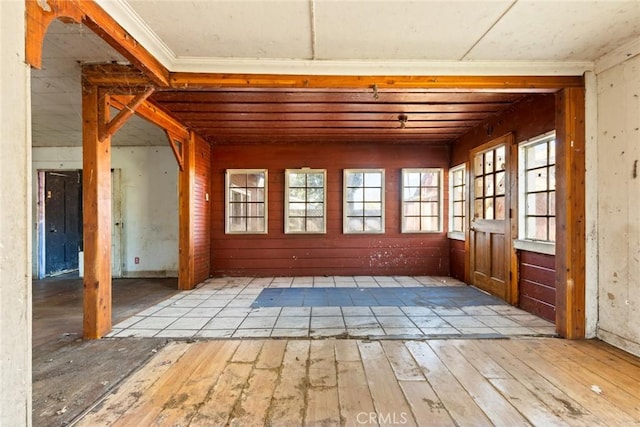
[126,0,313,58]
[313,0,513,60]
[467,0,640,61]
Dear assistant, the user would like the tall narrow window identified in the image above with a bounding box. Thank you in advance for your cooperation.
[519,132,556,242]
[448,164,466,236]
[285,169,326,234]
[402,168,443,233]
[225,169,267,234]
[344,169,384,233]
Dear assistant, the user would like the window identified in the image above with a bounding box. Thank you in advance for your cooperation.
[225,169,267,234]
[519,131,556,242]
[448,164,466,236]
[285,169,326,234]
[402,168,443,233]
[473,145,506,220]
[344,169,384,233]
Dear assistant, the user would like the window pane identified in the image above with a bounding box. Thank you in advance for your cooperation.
[346,202,361,216]
[289,188,305,202]
[526,217,548,241]
[306,218,324,232]
[474,154,483,176]
[495,171,506,196]
[421,216,439,231]
[307,173,324,187]
[364,172,382,187]
[405,172,421,187]
[526,168,548,192]
[289,172,306,187]
[549,167,556,190]
[453,201,464,216]
[248,203,264,217]
[247,187,264,202]
[485,198,494,220]
[549,191,556,216]
[404,217,420,232]
[346,188,360,202]
[495,196,505,220]
[421,202,438,216]
[307,203,324,217]
[549,217,556,242]
[485,150,494,173]
[289,202,306,216]
[404,187,419,201]
[453,169,464,186]
[495,146,506,171]
[548,140,556,164]
[288,217,304,232]
[247,217,265,232]
[364,217,382,232]
[527,143,548,168]
[364,202,382,216]
[453,186,463,202]
[475,200,483,219]
[421,187,438,200]
[404,202,420,216]
[421,171,439,186]
[307,188,323,202]
[247,173,265,186]
[365,188,382,202]
[347,217,363,232]
[527,193,548,215]
[475,177,483,198]
[230,174,247,187]
[229,217,246,232]
[346,172,364,187]
[453,217,463,232]
[484,174,494,197]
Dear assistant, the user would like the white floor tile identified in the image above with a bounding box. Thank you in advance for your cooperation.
[203,317,243,330]
[239,316,277,329]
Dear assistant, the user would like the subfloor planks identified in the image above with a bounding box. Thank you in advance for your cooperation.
[79,338,640,426]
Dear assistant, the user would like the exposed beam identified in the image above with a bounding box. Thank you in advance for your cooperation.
[109,95,189,141]
[81,84,112,339]
[180,120,479,130]
[555,87,586,339]
[26,0,169,86]
[169,73,584,91]
[171,112,493,122]
[101,88,155,141]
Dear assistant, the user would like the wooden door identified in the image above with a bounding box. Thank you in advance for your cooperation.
[45,171,82,275]
[469,135,511,299]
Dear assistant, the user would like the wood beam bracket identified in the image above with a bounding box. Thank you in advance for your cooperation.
[100,88,155,142]
[26,0,170,87]
[165,131,186,171]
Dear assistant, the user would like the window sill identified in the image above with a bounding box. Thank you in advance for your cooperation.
[447,231,465,241]
[513,239,555,256]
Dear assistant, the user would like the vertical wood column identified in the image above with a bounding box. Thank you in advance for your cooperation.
[555,87,586,339]
[178,131,196,290]
[82,84,112,339]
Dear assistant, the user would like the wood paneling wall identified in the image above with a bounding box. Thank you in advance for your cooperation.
[450,94,556,166]
[194,137,211,283]
[519,251,556,322]
[210,143,449,277]
[449,239,465,281]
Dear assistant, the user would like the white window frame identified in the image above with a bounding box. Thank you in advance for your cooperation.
[515,130,556,254]
[284,168,327,234]
[225,169,268,234]
[343,168,385,234]
[448,164,466,240]
[401,168,443,234]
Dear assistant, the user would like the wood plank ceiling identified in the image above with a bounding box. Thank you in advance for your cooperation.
[150,89,528,145]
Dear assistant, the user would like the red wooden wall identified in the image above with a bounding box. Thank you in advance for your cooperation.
[449,239,465,281]
[193,136,211,283]
[450,94,557,321]
[518,251,556,322]
[210,143,450,277]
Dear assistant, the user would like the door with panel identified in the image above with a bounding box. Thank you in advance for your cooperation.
[468,135,512,300]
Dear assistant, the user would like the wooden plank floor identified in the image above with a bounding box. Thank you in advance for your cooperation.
[77,338,640,426]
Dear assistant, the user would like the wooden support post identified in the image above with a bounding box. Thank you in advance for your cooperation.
[82,83,112,339]
[555,87,586,339]
[178,131,196,290]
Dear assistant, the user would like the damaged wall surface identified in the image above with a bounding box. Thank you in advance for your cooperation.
[597,52,640,356]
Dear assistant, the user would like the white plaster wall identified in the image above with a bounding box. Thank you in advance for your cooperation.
[0,1,32,424]
[32,146,178,278]
[596,53,640,356]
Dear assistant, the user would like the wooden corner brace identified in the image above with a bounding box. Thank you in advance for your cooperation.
[100,88,155,142]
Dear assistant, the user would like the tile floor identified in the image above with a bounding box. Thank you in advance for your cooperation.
[108,276,557,339]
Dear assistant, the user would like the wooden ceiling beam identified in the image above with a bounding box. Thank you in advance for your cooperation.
[182,120,479,129]
[197,128,462,136]
[169,73,583,91]
[152,102,509,114]
[151,91,525,104]
[169,112,492,122]
[110,95,189,142]
[26,0,169,87]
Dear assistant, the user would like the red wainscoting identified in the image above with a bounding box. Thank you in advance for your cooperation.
[518,250,556,323]
[210,143,450,277]
[194,136,211,283]
[449,238,466,281]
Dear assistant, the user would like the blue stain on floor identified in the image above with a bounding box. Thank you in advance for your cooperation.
[251,286,506,308]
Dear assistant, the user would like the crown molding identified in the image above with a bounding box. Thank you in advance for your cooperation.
[95,0,176,69]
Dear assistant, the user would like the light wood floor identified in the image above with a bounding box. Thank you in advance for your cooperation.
[78,338,640,426]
